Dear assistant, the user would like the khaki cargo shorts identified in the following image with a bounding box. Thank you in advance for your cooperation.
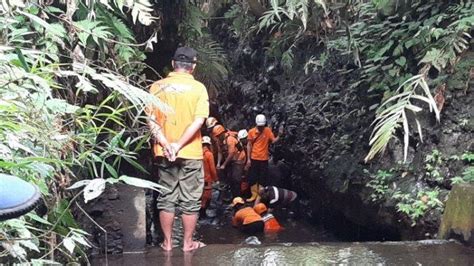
[156,158,204,214]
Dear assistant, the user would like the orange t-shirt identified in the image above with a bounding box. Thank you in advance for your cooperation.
[203,146,218,184]
[149,72,209,159]
[224,132,246,162]
[232,207,262,226]
[248,127,275,161]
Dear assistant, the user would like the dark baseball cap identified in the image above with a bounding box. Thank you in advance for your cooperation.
[173,47,197,63]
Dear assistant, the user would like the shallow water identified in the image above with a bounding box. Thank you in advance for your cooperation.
[197,215,336,245]
[92,240,473,265]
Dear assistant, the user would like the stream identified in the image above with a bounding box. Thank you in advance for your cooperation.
[90,189,474,265]
[92,240,473,265]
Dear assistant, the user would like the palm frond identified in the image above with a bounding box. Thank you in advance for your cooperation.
[365,75,441,163]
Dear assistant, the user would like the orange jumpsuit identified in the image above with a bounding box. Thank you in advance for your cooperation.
[201,146,218,209]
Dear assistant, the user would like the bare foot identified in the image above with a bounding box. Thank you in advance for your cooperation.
[182,241,206,252]
[160,241,173,251]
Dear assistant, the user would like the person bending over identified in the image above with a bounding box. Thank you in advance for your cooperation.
[231,197,264,234]
[258,186,297,210]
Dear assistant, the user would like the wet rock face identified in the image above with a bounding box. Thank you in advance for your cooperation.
[213,25,474,240]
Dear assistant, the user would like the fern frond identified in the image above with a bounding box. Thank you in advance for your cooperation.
[97,8,134,42]
[192,37,229,93]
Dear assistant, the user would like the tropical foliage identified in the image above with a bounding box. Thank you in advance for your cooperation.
[179,2,229,94]
[225,0,472,161]
[340,1,473,161]
[0,0,166,263]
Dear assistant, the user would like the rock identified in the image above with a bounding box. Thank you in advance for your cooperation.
[438,184,474,246]
[90,203,105,217]
[108,187,119,200]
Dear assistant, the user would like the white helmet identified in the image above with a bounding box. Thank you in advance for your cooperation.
[206,117,218,129]
[238,129,248,140]
[202,136,212,145]
[255,114,266,126]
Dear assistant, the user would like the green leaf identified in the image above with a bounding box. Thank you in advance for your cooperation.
[14,48,30,72]
[18,11,66,38]
[45,99,80,114]
[83,178,106,203]
[104,161,118,178]
[420,48,447,72]
[123,156,149,174]
[395,56,406,67]
[67,180,92,190]
[118,175,169,192]
[31,260,61,266]
[63,237,76,254]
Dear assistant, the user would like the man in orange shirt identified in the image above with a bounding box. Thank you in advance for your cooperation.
[148,47,208,252]
[200,136,218,217]
[211,125,246,198]
[245,114,284,202]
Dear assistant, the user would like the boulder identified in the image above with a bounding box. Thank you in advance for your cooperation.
[438,184,474,246]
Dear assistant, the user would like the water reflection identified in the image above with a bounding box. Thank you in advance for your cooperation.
[92,240,474,265]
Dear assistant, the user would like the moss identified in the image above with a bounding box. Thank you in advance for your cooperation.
[438,184,474,246]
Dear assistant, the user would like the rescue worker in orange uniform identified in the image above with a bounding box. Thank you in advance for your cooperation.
[245,114,284,202]
[238,129,251,198]
[205,117,220,159]
[200,136,218,217]
[254,203,283,233]
[231,197,264,234]
[211,125,246,197]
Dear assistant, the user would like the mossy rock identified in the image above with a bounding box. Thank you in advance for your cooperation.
[438,184,474,246]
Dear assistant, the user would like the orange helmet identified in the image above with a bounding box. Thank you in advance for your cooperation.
[211,125,225,137]
[254,203,267,215]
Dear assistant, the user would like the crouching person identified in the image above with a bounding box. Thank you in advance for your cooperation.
[258,186,297,210]
[254,203,283,233]
[231,197,264,234]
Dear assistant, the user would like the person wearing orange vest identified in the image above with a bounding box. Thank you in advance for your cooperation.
[212,125,246,197]
[205,117,220,160]
[245,114,284,202]
[254,203,283,233]
[231,197,264,234]
[200,136,218,217]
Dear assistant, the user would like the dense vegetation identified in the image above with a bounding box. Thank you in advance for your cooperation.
[0,0,167,263]
[0,0,472,263]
